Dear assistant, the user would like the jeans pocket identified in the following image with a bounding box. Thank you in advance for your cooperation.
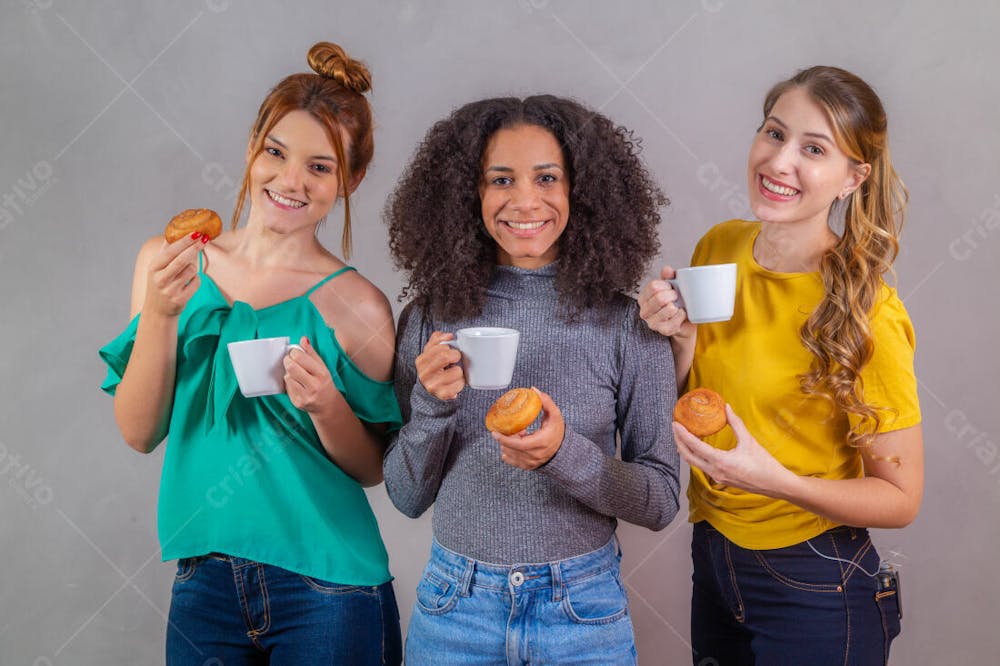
[414,568,459,616]
[173,557,199,583]
[562,569,629,625]
[753,534,869,593]
[754,553,842,592]
[298,575,377,596]
[876,587,901,648]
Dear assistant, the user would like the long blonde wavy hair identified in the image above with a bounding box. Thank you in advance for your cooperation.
[762,66,908,448]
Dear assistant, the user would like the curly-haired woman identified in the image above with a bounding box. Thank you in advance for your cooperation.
[383,95,680,664]
[99,43,402,664]
[640,66,921,665]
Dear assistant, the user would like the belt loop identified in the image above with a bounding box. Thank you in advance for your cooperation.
[457,555,475,597]
[550,562,564,602]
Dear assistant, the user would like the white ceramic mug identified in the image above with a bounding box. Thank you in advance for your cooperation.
[667,263,737,324]
[227,336,304,397]
[440,327,520,390]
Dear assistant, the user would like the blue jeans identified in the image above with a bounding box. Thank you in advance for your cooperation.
[166,554,402,665]
[406,537,637,665]
[690,522,902,665]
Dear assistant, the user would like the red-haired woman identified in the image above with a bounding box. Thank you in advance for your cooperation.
[640,66,922,665]
[99,42,402,664]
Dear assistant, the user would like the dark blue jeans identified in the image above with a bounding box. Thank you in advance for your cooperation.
[166,554,401,665]
[691,522,901,666]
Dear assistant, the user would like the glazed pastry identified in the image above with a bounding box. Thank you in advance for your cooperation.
[674,388,727,437]
[164,208,223,243]
[485,388,543,436]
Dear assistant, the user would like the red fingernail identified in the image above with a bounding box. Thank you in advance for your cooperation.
[200,234,209,244]
[190,231,200,239]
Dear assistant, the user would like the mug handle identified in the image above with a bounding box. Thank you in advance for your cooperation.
[664,278,686,310]
[285,343,305,355]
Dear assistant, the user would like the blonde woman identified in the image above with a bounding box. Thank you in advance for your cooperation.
[640,66,921,665]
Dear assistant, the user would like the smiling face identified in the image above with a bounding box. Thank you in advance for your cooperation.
[747,87,869,231]
[248,109,347,234]
[479,124,570,269]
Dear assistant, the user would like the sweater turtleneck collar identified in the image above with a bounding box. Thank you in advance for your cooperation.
[489,262,558,300]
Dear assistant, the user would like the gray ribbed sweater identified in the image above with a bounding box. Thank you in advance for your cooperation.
[383,263,680,563]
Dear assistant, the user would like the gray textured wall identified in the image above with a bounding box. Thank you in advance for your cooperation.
[1,1,997,663]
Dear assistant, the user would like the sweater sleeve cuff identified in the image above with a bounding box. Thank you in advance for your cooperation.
[537,429,600,485]
[409,381,462,419]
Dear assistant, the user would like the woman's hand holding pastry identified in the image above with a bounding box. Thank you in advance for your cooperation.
[143,232,206,318]
[493,388,565,470]
[416,331,465,401]
[284,337,340,414]
[673,404,796,497]
[639,264,696,339]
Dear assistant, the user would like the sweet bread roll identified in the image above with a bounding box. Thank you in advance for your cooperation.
[164,208,223,243]
[485,388,542,436]
[674,388,727,437]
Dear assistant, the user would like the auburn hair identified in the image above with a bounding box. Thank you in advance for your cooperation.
[232,41,373,258]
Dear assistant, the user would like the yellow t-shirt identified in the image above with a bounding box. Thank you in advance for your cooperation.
[687,220,921,550]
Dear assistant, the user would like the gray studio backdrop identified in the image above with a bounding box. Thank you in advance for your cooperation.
[1,0,996,663]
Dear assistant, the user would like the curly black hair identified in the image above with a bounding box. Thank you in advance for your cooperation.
[385,95,668,322]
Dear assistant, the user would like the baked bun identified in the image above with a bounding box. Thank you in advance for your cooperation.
[485,388,543,436]
[674,388,727,437]
[164,208,223,243]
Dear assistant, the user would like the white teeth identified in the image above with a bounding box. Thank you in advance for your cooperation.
[505,220,546,230]
[761,176,799,196]
[267,190,306,208]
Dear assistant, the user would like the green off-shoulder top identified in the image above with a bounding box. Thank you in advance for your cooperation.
[99,265,401,585]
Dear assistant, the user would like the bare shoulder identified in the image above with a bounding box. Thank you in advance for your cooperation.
[311,268,393,327]
[310,268,396,381]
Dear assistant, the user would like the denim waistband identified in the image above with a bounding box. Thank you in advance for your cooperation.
[694,521,870,552]
[427,537,621,598]
[200,552,265,569]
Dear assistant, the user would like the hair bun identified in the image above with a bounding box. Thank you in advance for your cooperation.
[307,42,371,94]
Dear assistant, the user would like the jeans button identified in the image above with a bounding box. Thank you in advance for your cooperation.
[510,571,525,586]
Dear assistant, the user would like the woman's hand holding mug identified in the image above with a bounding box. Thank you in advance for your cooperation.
[639,264,697,339]
[416,331,466,401]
